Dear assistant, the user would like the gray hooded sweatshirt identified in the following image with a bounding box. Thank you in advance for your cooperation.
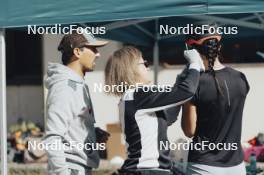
[43,63,99,175]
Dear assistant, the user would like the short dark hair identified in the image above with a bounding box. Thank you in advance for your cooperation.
[60,51,73,65]
[58,31,88,65]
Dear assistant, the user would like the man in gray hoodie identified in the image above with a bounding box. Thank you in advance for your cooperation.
[44,32,109,175]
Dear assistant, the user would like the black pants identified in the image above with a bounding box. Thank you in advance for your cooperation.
[117,169,175,175]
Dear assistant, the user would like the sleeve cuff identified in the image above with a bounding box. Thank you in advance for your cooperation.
[189,63,200,72]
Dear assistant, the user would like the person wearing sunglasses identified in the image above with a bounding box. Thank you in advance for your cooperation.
[104,46,205,175]
[44,31,110,175]
[182,24,250,175]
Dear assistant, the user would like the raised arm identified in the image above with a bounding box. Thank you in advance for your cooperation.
[134,49,204,112]
[134,69,200,112]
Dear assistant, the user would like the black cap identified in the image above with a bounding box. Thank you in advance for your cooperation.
[58,31,108,54]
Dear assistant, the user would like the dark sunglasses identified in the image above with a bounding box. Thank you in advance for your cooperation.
[138,60,149,68]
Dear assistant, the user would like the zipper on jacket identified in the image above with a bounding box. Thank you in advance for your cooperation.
[83,83,96,123]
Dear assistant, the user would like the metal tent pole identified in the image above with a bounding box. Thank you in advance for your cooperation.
[188,15,264,31]
[153,40,159,85]
[153,19,159,85]
[0,29,8,175]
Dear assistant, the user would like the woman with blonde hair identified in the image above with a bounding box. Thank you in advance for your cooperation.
[105,46,204,175]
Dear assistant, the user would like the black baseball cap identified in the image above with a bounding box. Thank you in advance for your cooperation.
[58,32,108,53]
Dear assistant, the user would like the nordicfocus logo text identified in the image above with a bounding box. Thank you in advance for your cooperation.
[160,24,238,35]
[28,140,106,151]
[160,141,238,151]
[93,82,172,93]
[27,24,106,35]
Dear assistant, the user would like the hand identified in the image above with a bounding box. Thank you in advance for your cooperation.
[95,127,110,144]
[184,49,205,72]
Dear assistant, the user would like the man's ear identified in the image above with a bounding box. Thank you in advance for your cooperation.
[73,48,82,58]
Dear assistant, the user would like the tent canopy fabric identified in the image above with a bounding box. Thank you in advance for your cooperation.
[0,2,264,175]
[95,14,264,47]
[0,0,264,28]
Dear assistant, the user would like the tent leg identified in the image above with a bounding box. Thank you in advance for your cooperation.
[153,19,159,85]
[153,40,159,85]
[0,29,8,175]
